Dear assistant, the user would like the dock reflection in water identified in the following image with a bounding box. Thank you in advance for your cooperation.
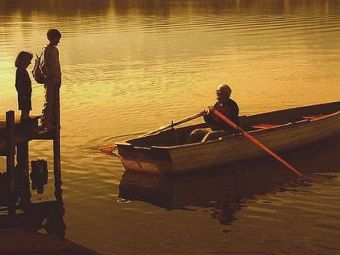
[0,200,66,238]
[119,136,339,225]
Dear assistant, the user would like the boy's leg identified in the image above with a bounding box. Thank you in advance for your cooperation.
[20,110,30,121]
[42,84,56,129]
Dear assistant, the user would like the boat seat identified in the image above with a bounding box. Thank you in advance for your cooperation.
[201,130,233,142]
[302,114,327,121]
[294,119,309,124]
[252,123,283,129]
[253,113,333,130]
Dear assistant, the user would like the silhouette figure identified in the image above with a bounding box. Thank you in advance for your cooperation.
[15,51,33,121]
[41,28,62,130]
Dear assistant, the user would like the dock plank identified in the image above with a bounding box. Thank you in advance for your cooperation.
[0,115,43,154]
[0,115,40,128]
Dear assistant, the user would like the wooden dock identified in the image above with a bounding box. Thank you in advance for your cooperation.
[0,95,61,214]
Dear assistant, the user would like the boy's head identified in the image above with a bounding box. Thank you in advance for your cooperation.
[47,29,62,46]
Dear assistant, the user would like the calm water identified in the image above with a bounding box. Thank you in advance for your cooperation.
[1,0,340,254]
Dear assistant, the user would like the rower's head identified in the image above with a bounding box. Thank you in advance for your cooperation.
[216,84,232,101]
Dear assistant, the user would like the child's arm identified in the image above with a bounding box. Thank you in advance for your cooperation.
[15,69,30,94]
[15,69,24,93]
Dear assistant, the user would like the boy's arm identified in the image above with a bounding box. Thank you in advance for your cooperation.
[41,47,59,79]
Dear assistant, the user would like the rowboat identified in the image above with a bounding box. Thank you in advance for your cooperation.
[116,101,340,175]
[119,135,340,214]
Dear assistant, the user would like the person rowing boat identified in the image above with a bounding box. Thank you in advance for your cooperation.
[188,84,239,143]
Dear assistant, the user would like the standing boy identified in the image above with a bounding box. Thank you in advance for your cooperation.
[41,29,62,130]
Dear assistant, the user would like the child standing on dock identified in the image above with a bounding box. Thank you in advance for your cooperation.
[15,51,33,121]
[41,29,62,130]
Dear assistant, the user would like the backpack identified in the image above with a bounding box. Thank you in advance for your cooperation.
[32,50,45,84]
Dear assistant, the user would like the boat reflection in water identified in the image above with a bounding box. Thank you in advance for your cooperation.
[119,161,295,225]
[119,136,340,225]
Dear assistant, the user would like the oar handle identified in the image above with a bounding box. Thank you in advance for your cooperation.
[101,111,207,153]
[212,109,303,178]
[142,111,206,137]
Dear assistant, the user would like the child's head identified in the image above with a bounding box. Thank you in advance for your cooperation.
[47,29,62,46]
[15,51,33,69]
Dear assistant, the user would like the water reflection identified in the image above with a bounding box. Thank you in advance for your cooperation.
[119,166,293,224]
[0,0,339,252]
[0,0,339,17]
[0,0,112,17]
[119,136,339,225]
[0,200,66,237]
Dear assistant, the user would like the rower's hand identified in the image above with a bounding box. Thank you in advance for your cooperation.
[200,106,215,117]
[207,106,214,114]
[207,106,222,122]
[200,109,208,116]
[201,107,212,116]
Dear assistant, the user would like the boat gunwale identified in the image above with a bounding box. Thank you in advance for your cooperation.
[116,107,340,151]
[152,109,340,149]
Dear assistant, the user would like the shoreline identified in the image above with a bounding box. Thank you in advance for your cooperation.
[0,228,100,255]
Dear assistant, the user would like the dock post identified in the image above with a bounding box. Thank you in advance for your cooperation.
[6,111,16,214]
[17,141,31,210]
[53,89,62,203]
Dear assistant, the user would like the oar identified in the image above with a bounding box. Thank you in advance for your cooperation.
[140,111,206,137]
[212,109,303,178]
[100,111,206,154]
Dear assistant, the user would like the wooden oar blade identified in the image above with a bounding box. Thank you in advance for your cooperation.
[212,109,303,178]
[99,146,115,154]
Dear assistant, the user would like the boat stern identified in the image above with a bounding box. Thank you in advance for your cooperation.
[116,142,173,175]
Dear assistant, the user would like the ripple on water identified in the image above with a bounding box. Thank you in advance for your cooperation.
[1,2,340,254]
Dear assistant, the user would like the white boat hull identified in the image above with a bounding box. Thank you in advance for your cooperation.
[117,102,340,175]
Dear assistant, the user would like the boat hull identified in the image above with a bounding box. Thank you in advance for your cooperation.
[117,102,340,175]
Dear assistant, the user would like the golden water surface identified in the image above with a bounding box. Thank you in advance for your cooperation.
[1,1,340,254]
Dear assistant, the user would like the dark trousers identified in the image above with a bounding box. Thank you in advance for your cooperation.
[42,81,60,129]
